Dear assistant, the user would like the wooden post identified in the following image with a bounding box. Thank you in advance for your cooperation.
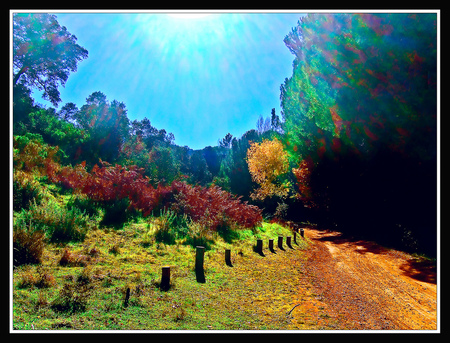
[293,231,297,244]
[225,249,232,266]
[195,246,205,283]
[300,228,304,238]
[124,287,130,307]
[160,266,171,291]
[268,239,274,252]
[278,236,284,250]
[256,239,263,255]
[287,236,292,248]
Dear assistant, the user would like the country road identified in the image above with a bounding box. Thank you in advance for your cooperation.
[299,228,437,330]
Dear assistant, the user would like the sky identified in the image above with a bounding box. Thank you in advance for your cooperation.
[35,12,303,150]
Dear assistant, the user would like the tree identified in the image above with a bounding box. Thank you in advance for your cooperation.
[13,13,88,106]
[270,108,283,133]
[202,146,221,176]
[147,145,180,186]
[58,102,78,122]
[256,114,271,135]
[130,118,175,149]
[281,13,437,162]
[73,91,130,165]
[218,133,233,149]
[280,13,437,255]
[246,138,291,200]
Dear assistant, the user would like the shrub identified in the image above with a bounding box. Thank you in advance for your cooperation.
[169,181,262,231]
[13,225,45,267]
[51,281,91,314]
[13,171,42,211]
[59,248,90,267]
[17,199,91,243]
[51,161,262,231]
[153,208,178,244]
[51,267,93,314]
[182,221,214,250]
[100,198,133,228]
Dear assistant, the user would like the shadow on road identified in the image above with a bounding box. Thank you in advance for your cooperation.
[309,229,437,285]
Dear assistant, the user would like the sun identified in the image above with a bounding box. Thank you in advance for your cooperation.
[167,13,212,19]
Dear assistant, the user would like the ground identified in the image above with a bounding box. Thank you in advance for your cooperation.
[12,222,437,331]
[298,227,437,330]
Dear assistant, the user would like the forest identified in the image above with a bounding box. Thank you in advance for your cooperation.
[13,11,437,276]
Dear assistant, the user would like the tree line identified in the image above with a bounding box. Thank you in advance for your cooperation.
[13,13,438,256]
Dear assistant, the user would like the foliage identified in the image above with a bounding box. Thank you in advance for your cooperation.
[14,108,88,163]
[13,170,43,211]
[153,208,179,244]
[218,129,258,199]
[173,181,263,230]
[51,277,93,314]
[218,132,233,149]
[49,159,262,230]
[280,13,437,255]
[15,199,91,243]
[73,92,131,165]
[281,13,437,162]
[13,134,61,177]
[246,138,291,200]
[13,225,46,267]
[13,13,88,106]
[291,157,314,202]
[147,145,181,186]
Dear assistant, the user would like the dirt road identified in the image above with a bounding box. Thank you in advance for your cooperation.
[297,228,437,330]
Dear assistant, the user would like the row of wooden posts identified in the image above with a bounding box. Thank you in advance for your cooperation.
[155,227,305,292]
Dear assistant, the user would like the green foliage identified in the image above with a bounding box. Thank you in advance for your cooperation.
[13,173,42,211]
[51,275,93,314]
[281,13,437,161]
[147,145,181,186]
[280,13,437,256]
[73,92,131,165]
[13,13,88,106]
[153,208,179,244]
[15,199,91,243]
[15,109,88,163]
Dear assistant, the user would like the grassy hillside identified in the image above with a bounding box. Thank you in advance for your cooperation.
[13,220,317,331]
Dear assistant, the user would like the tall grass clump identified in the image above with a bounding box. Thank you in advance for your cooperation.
[13,223,46,267]
[15,199,92,243]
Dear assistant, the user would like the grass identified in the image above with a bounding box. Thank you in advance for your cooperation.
[12,220,318,331]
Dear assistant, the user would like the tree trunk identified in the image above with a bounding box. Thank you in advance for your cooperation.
[13,66,29,85]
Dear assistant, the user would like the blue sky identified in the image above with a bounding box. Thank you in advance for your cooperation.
[37,12,303,150]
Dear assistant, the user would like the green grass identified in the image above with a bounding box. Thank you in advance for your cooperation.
[13,220,316,331]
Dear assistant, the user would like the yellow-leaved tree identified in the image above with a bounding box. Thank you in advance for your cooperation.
[246,138,291,200]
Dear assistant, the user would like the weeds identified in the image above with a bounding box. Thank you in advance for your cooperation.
[13,224,46,267]
[15,199,91,243]
[51,267,94,314]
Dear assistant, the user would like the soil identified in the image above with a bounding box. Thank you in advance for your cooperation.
[293,228,437,330]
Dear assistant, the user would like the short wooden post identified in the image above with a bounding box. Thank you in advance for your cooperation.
[160,266,171,291]
[124,287,130,307]
[287,236,292,248]
[195,246,205,283]
[268,239,274,252]
[256,239,263,254]
[293,231,297,244]
[225,249,232,266]
[300,228,304,238]
[278,236,284,250]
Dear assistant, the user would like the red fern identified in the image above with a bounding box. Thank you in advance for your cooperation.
[51,162,262,229]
